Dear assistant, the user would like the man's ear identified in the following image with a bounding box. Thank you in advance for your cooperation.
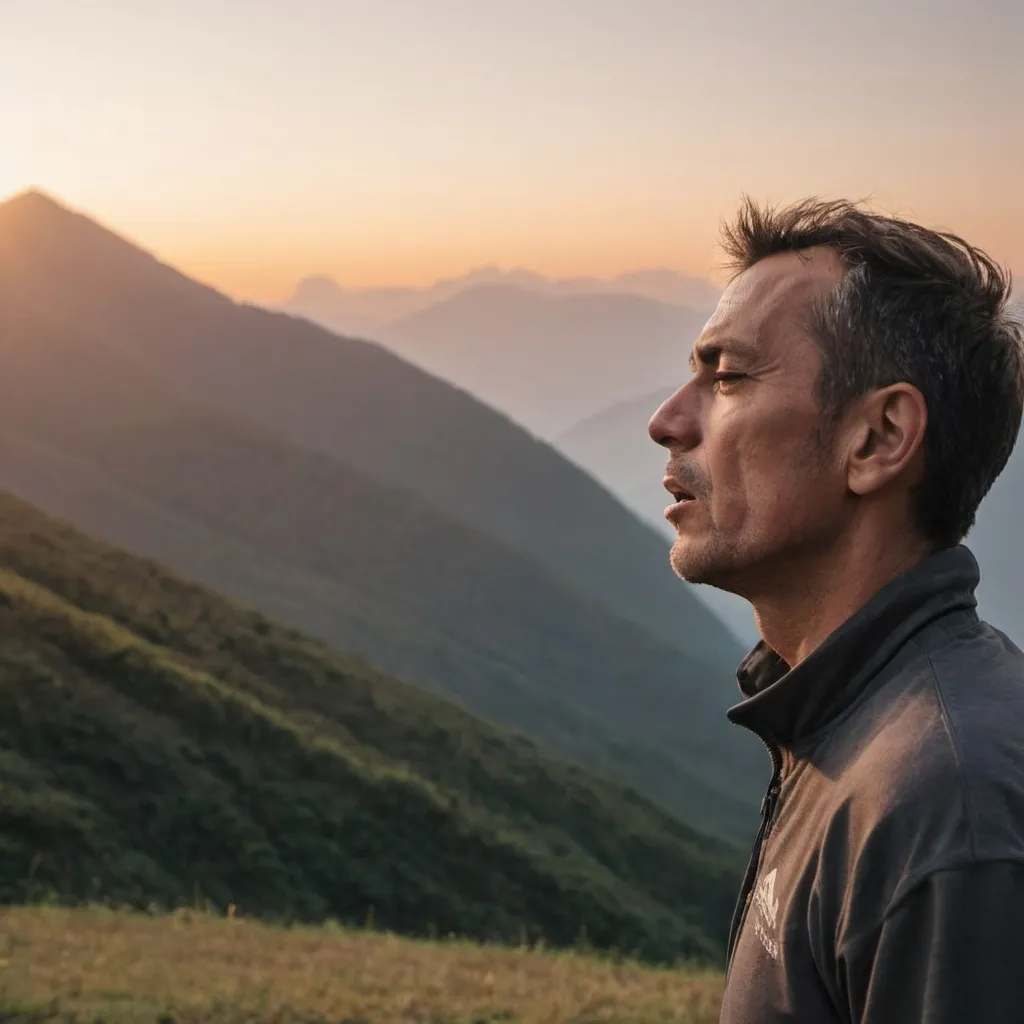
[845,383,928,497]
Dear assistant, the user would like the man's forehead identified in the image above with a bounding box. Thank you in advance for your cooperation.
[700,248,845,347]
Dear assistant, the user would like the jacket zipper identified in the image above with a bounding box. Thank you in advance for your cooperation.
[726,738,783,967]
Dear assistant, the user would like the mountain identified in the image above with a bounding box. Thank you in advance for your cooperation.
[0,189,765,837]
[0,294,757,837]
[283,268,549,339]
[375,286,712,438]
[0,490,741,963]
[281,266,719,342]
[0,190,738,677]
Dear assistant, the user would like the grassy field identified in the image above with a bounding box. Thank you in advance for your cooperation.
[0,906,725,1023]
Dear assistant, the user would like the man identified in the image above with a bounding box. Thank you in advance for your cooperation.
[648,198,1024,1022]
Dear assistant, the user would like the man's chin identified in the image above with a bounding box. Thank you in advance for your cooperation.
[669,537,739,590]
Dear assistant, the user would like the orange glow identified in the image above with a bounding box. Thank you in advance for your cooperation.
[3,2,1020,302]
[112,209,1024,304]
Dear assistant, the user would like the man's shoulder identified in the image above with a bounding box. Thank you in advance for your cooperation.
[925,620,1024,857]
[925,618,1024,718]
[830,619,1024,870]
[809,623,1024,948]
[839,619,1024,777]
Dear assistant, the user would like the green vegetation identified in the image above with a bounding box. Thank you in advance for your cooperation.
[0,906,726,1023]
[0,492,741,964]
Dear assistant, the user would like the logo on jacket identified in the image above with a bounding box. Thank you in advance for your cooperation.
[752,867,780,960]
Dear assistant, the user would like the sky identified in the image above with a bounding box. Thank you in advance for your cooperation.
[2,0,1022,301]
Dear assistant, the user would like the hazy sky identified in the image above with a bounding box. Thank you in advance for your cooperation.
[3,0,1021,300]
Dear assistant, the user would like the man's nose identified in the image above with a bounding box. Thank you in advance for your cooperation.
[648,383,700,450]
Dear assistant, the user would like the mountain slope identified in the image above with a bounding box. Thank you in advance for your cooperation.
[0,292,764,838]
[377,285,711,437]
[0,189,741,686]
[0,491,741,964]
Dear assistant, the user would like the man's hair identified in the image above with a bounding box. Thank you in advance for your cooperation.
[721,197,1024,548]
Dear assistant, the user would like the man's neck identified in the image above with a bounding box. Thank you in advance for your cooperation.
[750,531,934,668]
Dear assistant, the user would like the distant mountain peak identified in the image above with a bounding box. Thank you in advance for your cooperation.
[290,275,349,301]
[281,265,721,346]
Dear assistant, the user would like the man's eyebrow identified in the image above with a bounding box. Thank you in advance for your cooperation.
[688,337,758,372]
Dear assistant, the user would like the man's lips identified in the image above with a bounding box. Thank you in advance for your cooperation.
[662,474,699,523]
[662,475,696,503]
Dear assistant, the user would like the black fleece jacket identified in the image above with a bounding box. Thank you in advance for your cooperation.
[719,545,1024,1023]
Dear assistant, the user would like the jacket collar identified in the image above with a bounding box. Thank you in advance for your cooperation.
[727,544,981,749]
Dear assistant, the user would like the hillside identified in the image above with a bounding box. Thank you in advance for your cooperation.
[0,296,763,837]
[377,284,712,437]
[0,190,766,836]
[0,189,742,693]
[0,907,725,1023]
[0,492,742,963]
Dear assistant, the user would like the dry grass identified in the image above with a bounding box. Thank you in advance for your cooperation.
[0,906,724,1023]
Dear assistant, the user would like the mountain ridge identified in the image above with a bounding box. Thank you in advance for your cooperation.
[282,264,720,339]
[0,327,757,835]
[0,189,766,837]
[0,188,743,677]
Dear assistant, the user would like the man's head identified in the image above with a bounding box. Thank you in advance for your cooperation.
[648,198,1024,599]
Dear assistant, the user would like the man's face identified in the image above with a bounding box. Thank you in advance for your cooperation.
[648,248,849,596]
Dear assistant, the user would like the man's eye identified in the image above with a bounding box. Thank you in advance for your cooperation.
[713,372,746,389]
